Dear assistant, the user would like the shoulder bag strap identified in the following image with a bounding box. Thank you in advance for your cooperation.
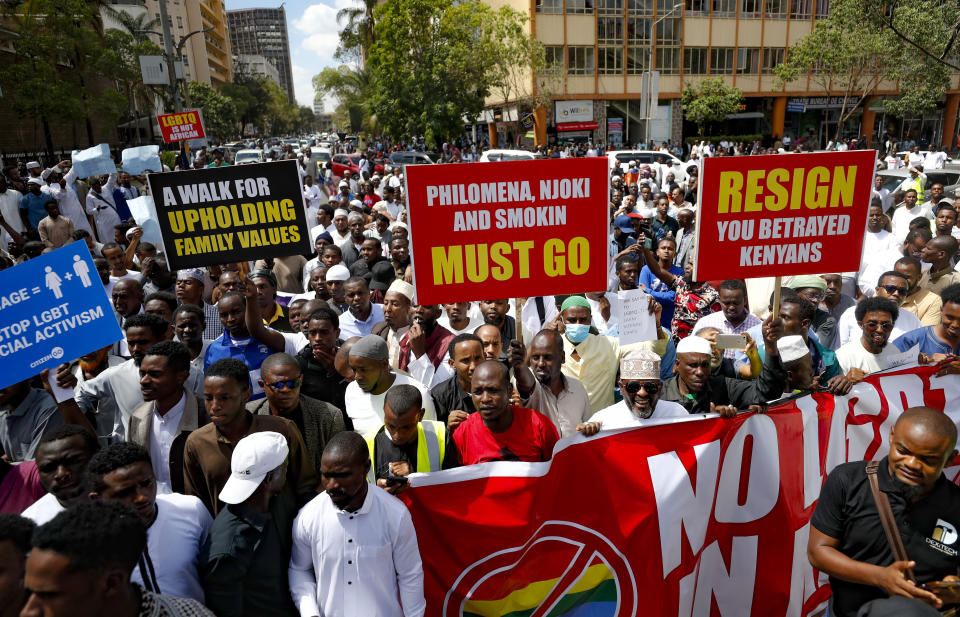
[866,461,917,583]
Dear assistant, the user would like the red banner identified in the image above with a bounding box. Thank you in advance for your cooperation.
[157,109,206,143]
[404,158,609,304]
[403,365,960,617]
[694,150,876,281]
[557,122,600,132]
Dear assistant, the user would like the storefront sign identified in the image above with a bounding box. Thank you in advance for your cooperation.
[558,122,600,132]
[147,160,311,270]
[788,96,848,110]
[695,150,877,280]
[556,100,594,123]
[404,158,609,304]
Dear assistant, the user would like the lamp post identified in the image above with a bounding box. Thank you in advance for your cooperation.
[646,2,683,147]
[141,1,212,113]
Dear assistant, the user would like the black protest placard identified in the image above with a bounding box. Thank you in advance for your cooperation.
[148,160,311,270]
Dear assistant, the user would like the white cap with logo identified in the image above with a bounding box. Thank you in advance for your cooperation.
[219,431,289,505]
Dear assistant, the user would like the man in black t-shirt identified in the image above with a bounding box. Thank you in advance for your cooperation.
[809,407,960,616]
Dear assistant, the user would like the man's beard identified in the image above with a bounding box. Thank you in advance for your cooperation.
[889,472,929,501]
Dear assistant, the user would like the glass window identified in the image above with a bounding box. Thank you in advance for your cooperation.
[626,46,650,73]
[815,0,829,17]
[737,47,761,74]
[790,0,810,18]
[628,0,654,15]
[741,0,761,16]
[762,47,784,73]
[536,0,563,13]
[712,0,736,16]
[765,0,787,17]
[710,47,735,74]
[599,0,624,14]
[599,46,624,74]
[656,48,680,74]
[545,45,565,69]
[627,17,651,43]
[686,0,708,15]
[655,17,681,44]
[568,46,595,74]
[568,0,596,14]
[598,17,624,44]
[684,47,708,73]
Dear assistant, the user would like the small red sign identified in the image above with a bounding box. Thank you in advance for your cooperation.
[557,121,599,132]
[157,109,206,143]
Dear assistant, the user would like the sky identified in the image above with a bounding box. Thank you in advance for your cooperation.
[225,0,358,111]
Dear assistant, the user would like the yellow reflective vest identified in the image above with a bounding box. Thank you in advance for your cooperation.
[363,420,446,483]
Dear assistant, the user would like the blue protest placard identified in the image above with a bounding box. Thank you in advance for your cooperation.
[121,145,163,175]
[71,143,117,179]
[0,241,122,389]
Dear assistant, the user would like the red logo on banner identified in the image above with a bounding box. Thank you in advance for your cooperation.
[694,150,876,281]
[157,109,206,143]
[404,158,609,304]
[558,122,600,132]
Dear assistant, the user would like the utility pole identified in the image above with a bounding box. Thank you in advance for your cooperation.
[157,0,181,112]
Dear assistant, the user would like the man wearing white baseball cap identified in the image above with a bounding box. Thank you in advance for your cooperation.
[202,431,299,617]
[577,349,687,435]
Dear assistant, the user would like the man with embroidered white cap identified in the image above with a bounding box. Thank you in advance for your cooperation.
[777,334,816,396]
[577,349,687,435]
[202,431,299,617]
[660,318,788,416]
[25,160,42,178]
[324,263,351,314]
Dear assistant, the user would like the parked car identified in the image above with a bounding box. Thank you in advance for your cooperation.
[478,149,536,162]
[234,149,265,165]
[384,151,434,174]
[875,168,960,204]
[331,153,363,180]
[606,150,688,182]
[310,148,333,177]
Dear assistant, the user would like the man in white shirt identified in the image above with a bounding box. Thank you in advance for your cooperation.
[22,425,99,525]
[289,431,426,617]
[838,271,921,346]
[344,335,437,433]
[920,183,946,212]
[303,175,324,224]
[857,201,903,297]
[87,441,212,602]
[437,302,485,335]
[0,174,23,248]
[905,146,924,169]
[835,297,904,375]
[330,209,351,247]
[84,172,120,243]
[576,349,687,436]
[923,144,948,170]
[871,175,892,213]
[890,188,933,243]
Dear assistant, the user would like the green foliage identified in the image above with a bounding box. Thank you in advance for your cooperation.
[774,0,952,131]
[160,150,177,170]
[367,0,543,146]
[336,0,377,63]
[187,82,238,140]
[681,78,744,136]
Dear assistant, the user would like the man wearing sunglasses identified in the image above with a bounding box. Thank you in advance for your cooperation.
[837,272,921,347]
[248,353,346,476]
[576,350,686,436]
[836,297,902,376]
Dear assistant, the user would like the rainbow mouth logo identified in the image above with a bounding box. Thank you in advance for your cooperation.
[444,521,637,617]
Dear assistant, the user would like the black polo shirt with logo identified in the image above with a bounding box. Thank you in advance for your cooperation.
[810,457,960,617]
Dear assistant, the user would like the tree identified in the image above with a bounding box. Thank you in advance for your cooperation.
[367,0,543,147]
[187,82,237,140]
[336,0,378,65]
[681,77,744,137]
[773,0,950,136]
[0,0,126,152]
[102,7,160,44]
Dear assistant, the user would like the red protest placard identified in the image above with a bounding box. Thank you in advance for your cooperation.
[694,150,877,281]
[405,158,609,304]
[157,109,206,143]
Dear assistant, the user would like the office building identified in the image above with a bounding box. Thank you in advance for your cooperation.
[227,7,296,104]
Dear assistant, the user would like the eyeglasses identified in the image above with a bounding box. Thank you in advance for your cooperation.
[624,381,661,395]
[265,378,301,390]
[863,321,895,331]
[880,284,909,296]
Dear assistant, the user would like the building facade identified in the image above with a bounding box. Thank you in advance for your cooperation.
[140,0,232,87]
[236,53,281,86]
[482,0,960,150]
[227,7,296,104]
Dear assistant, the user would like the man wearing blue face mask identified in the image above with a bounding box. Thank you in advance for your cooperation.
[543,295,670,413]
